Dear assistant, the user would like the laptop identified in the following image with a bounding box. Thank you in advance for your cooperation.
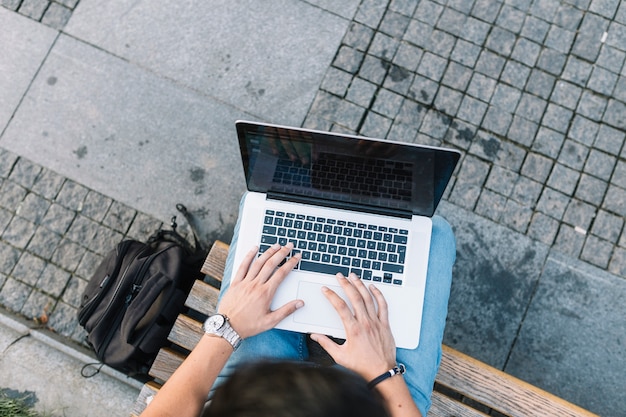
[230,121,460,349]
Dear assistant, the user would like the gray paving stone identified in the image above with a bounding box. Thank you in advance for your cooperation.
[320,67,352,97]
[434,86,463,116]
[40,203,75,235]
[562,56,593,87]
[416,52,447,82]
[392,42,423,72]
[379,10,410,38]
[16,192,50,224]
[525,69,556,100]
[576,90,607,122]
[65,215,99,245]
[1,216,36,249]
[496,4,525,33]
[462,15,491,45]
[450,39,481,68]
[448,155,490,209]
[610,159,626,188]
[536,47,567,76]
[9,158,42,189]
[0,207,10,235]
[475,189,507,222]
[1,0,21,10]
[603,184,626,217]
[46,300,80,341]
[369,32,400,62]
[485,166,517,197]
[548,163,581,195]
[414,0,444,24]
[563,199,597,231]
[573,14,609,61]
[609,246,626,276]
[511,176,543,206]
[550,80,582,110]
[31,168,64,200]
[372,88,404,118]
[445,121,476,150]
[527,211,560,245]
[553,223,586,256]
[418,109,450,139]
[359,54,389,84]
[542,104,573,134]
[55,0,79,8]
[521,152,554,183]
[501,199,533,232]
[597,44,626,73]
[569,115,599,146]
[574,173,608,205]
[508,116,538,147]
[403,19,433,49]
[17,0,48,20]
[497,140,528,173]
[590,0,621,18]
[20,290,55,322]
[584,149,617,181]
[521,15,550,43]
[0,180,27,211]
[501,60,531,90]
[531,126,565,158]
[475,50,505,79]
[582,235,614,269]
[354,0,388,28]
[36,262,71,298]
[26,227,62,259]
[441,62,473,91]
[61,275,87,308]
[74,249,103,281]
[468,131,502,162]
[41,2,72,29]
[587,66,619,96]
[389,0,417,16]
[603,98,626,129]
[437,6,466,37]
[515,93,547,123]
[0,149,18,179]
[471,0,502,24]
[342,22,375,52]
[467,73,497,102]
[383,65,414,95]
[506,252,626,416]
[102,200,135,234]
[591,209,624,243]
[346,77,378,107]
[50,238,85,272]
[554,3,584,30]
[409,74,439,105]
[456,95,487,126]
[529,0,559,20]
[11,252,46,286]
[360,111,392,138]
[333,46,364,74]
[0,278,31,312]
[482,106,512,136]
[485,27,516,57]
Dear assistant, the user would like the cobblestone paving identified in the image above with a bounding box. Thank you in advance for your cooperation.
[1,0,79,30]
[304,0,626,278]
[0,149,164,343]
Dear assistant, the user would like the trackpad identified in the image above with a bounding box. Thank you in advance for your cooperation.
[293,281,346,330]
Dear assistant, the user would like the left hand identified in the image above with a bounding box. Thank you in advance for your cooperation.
[217,243,303,339]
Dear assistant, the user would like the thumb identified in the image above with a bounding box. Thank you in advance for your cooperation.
[311,333,340,357]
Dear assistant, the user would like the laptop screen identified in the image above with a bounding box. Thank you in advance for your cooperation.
[236,121,460,217]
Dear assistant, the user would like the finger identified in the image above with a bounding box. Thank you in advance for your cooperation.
[369,284,390,323]
[257,243,294,281]
[347,274,378,317]
[310,334,340,358]
[245,243,281,279]
[321,284,356,326]
[265,299,304,327]
[266,252,301,289]
[334,273,369,317]
[232,246,259,283]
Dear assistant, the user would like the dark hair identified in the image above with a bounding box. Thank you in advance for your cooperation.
[204,361,390,417]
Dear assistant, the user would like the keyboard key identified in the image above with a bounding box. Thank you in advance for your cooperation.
[383,263,404,273]
[299,261,349,276]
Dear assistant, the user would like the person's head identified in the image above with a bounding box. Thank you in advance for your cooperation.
[204,360,390,417]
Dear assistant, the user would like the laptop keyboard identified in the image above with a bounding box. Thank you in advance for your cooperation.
[260,209,408,286]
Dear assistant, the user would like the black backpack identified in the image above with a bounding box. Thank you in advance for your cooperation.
[77,204,208,376]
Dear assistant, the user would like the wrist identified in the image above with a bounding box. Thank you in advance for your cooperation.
[367,364,406,390]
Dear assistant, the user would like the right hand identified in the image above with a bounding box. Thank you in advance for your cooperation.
[311,273,397,381]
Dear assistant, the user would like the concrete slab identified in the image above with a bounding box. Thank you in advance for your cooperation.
[0,312,139,417]
[64,0,352,126]
[438,201,550,369]
[1,34,250,243]
[505,251,626,417]
[0,8,57,133]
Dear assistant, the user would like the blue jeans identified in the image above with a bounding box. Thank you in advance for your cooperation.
[213,199,456,416]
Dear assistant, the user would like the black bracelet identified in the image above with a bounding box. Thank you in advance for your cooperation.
[367,363,406,389]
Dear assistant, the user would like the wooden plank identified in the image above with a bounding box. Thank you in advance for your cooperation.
[201,240,229,281]
[130,381,160,417]
[185,279,220,316]
[149,347,185,382]
[436,345,598,417]
[428,391,489,417]
[168,314,204,352]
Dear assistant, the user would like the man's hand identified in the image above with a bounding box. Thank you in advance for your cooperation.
[217,243,303,339]
[311,273,397,381]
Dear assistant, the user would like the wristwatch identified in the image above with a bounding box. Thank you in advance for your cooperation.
[203,314,242,350]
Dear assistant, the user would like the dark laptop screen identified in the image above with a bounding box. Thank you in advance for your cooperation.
[236,121,460,217]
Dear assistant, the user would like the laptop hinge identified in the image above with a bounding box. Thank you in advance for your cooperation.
[266,192,414,220]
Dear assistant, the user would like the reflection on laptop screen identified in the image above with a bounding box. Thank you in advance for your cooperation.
[238,123,458,217]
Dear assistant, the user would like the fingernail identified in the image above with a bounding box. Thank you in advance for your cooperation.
[271,243,280,250]
[296,300,304,309]
[349,273,360,281]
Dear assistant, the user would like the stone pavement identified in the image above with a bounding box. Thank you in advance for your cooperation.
[1,0,625,416]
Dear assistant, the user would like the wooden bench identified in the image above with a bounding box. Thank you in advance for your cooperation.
[131,240,598,417]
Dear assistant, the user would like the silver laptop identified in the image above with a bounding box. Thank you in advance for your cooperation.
[230,121,460,349]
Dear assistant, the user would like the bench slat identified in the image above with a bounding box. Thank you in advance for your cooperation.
[168,314,204,352]
[438,345,596,417]
[201,240,229,281]
[149,347,185,383]
[185,280,220,316]
[429,391,489,417]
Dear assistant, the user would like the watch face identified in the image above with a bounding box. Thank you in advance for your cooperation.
[205,314,226,332]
